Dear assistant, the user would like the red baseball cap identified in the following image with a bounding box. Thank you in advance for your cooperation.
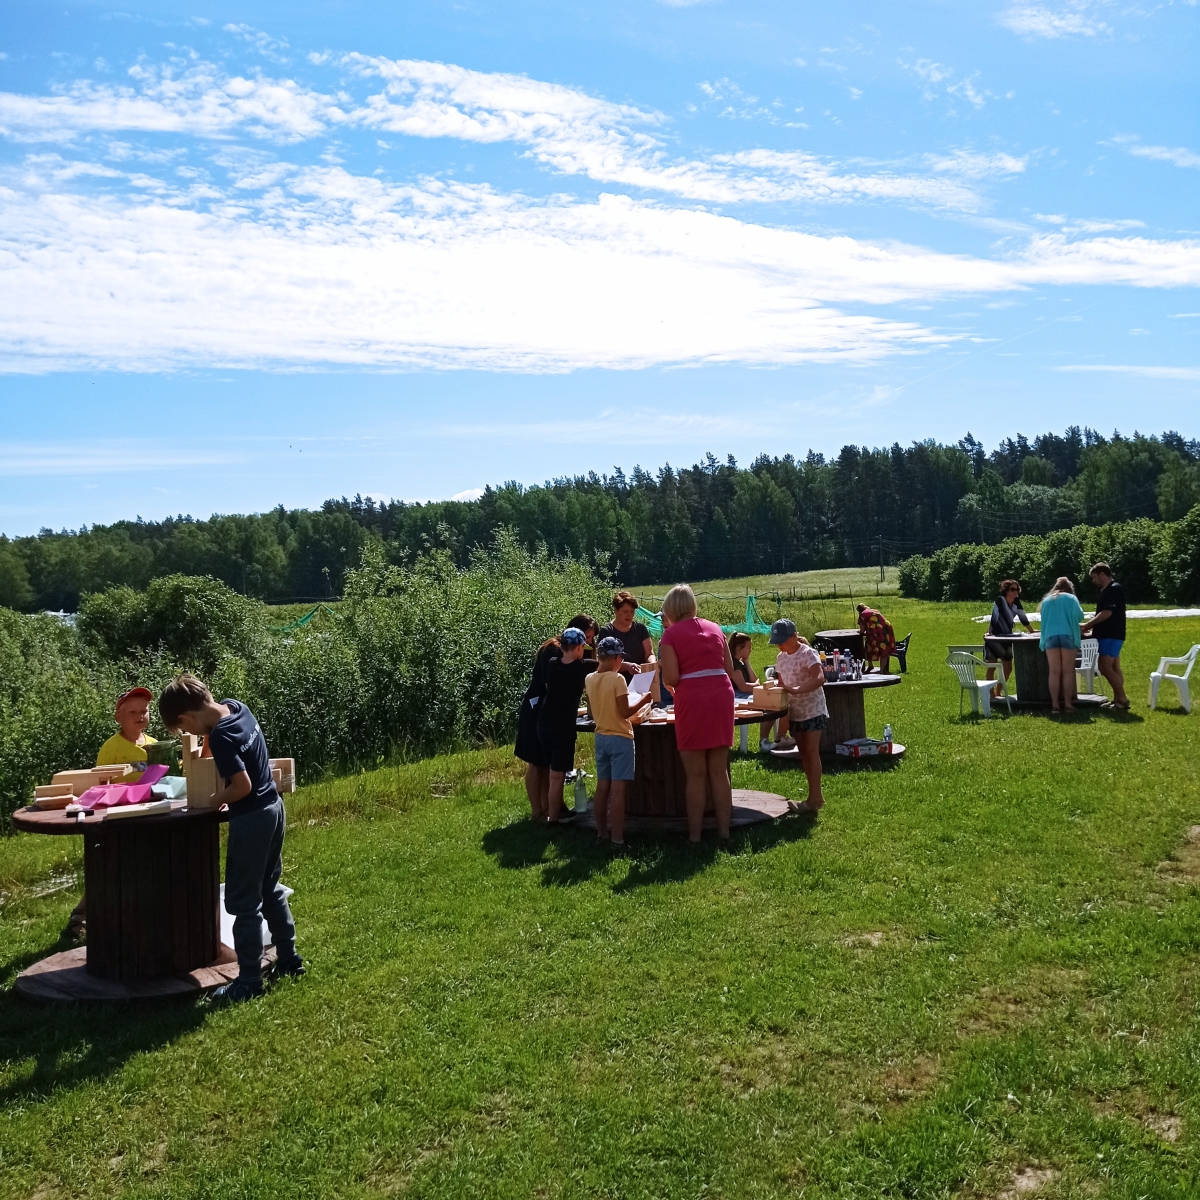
[115,687,153,712]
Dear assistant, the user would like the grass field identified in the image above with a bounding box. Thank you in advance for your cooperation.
[640,566,900,607]
[3,600,1200,1198]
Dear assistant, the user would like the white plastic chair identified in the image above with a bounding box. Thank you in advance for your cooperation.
[947,652,1010,717]
[1076,638,1100,696]
[1149,645,1200,714]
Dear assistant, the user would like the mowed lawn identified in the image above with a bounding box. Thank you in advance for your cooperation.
[3,600,1200,1199]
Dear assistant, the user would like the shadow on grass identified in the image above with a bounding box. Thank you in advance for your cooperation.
[481,809,819,891]
[0,947,207,1107]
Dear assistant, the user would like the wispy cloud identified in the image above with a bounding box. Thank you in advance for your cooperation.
[1054,364,1200,380]
[998,2,1109,38]
[0,440,242,474]
[0,54,1008,212]
[1115,136,1200,170]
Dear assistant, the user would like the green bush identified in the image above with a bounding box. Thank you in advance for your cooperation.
[897,555,930,598]
[1151,504,1200,605]
[78,574,267,673]
[900,516,1176,604]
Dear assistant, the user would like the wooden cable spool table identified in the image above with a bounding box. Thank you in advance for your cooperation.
[818,674,903,757]
[982,633,1105,706]
[574,707,791,832]
[11,804,239,1001]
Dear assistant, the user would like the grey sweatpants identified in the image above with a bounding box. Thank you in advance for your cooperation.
[225,797,297,983]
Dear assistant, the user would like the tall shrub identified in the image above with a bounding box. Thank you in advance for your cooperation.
[1152,505,1200,605]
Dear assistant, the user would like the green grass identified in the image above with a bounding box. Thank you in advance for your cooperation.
[639,565,899,607]
[3,601,1200,1198]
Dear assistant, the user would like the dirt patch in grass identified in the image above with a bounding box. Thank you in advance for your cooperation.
[841,930,887,949]
[712,1035,803,1095]
[1092,1089,1183,1143]
[1155,824,1200,882]
[993,1166,1058,1198]
[877,1055,940,1106]
[958,968,1086,1039]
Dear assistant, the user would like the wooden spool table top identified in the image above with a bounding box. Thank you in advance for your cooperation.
[11,803,225,836]
[821,673,902,691]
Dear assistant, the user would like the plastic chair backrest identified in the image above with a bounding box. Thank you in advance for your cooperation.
[1079,638,1099,668]
[947,651,984,686]
[1179,645,1200,679]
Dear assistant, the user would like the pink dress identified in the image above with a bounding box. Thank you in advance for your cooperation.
[660,617,735,751]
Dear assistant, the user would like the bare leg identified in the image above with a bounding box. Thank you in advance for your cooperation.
[1003,659,1013,681]
[705,747,732,839]
[609,779,627,844]
[1047,650,1063,711]
[1063,648,1078,710]
[1099,655,1128,705]
[593,777,611,838]
[679,749,710,843]
[525,764,549,822]
[547,770,567,822]
[797,729,824,809]
[985,660,997,682]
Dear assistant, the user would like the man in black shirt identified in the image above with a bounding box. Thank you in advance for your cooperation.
[1082,562,1129,708]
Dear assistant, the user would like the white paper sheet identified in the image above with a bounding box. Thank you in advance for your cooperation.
[628,670,654,695]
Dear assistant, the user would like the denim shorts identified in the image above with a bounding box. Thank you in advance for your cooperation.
[1097,638,1124,659]
[792,714,828,733]
[594,733,636,781]
[1043,634,1077,650]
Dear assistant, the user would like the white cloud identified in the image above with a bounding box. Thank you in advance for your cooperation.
[1054,365,1200,380]
[1121,140,1200,170]
[0,439,241,474]
[0,55,1002,212]
[927,150,1026,178]
[999,2,1109,38]
[0,61,346,143]
[223,24,291,63]
[0,164,1198,375]
[450,487,485,501]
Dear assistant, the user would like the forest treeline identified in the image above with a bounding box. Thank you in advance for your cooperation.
[3,426,1199,611]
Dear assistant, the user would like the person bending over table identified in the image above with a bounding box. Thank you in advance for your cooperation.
[769,619,827,813]
[536,626,599,824]
[515,616,598,822]
[1039,576,1085,714]
[984,579,1033,683]
[855,604,897,673]
[1081,561,1130,709]
[658,584,738,843]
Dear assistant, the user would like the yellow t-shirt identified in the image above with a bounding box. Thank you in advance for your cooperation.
[585,670,633,738]
[96,732,158,767]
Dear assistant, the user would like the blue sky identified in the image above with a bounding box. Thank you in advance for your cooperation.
[0,0,1196,535]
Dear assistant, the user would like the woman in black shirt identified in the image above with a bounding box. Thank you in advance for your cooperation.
[536,627,599,822]
[515,615,598,821]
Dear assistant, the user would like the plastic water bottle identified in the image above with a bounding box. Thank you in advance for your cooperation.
[883,723,893,745]
[573,772,589,813]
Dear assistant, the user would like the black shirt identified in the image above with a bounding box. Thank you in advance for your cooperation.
[1095,581,1127,641]
[537,655,598,726]
[988,596,1031,639]
[731,657,756,694]
[598,620,652,664]
[208,699,277,818]
[522,643,558,705]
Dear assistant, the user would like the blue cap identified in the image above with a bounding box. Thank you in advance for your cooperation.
[768,618,797,645]
[561,627,588,647]
[597,636,625,658]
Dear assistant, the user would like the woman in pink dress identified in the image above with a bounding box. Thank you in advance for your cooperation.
[658,584,738,842]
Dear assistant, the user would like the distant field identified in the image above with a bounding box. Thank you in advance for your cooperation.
[638,565,899,604]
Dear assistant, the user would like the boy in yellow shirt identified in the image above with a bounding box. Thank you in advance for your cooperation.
[65,687,158,938]
[96,686,158,771]
[584,637,653,845]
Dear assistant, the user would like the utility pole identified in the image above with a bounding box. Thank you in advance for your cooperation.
[878,533,884,584]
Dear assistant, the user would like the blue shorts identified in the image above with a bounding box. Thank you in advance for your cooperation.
[594,734,636,781]
[1097,638,1124,659]
[1043,634,1077,650]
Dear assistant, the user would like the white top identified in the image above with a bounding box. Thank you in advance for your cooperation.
[775,645,829,722]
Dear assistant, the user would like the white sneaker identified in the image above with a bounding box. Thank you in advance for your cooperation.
[759,740,775,752]
[775,736,797,751]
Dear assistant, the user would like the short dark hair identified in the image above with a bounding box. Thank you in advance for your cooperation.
[158,674,214,729]
[612,590,638,611]
[1090,562,1112,578]
[999,579,1020,595]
